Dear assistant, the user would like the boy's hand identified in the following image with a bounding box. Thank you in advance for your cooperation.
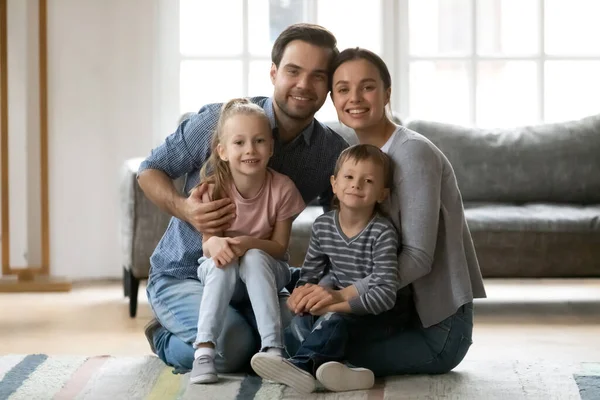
[288,284,344,314]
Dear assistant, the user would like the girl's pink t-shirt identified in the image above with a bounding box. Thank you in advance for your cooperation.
[204,168,306,240]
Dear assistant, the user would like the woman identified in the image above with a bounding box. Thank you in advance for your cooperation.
[286,47,487,380]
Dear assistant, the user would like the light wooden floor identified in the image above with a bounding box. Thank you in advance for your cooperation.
[1,279,599,363]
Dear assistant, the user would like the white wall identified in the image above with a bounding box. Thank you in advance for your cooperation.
[46,0,157,279]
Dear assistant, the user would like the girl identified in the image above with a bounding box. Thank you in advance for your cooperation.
[191,98,305,384]
[286,47,487,388]
[251,144,406,393]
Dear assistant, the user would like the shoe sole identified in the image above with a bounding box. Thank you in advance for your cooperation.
[251,354,316,393]
[316,361,374,392]
[189,373,218,384]
[143,319,161,354]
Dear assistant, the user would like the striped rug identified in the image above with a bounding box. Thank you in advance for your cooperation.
[0,354,597,399]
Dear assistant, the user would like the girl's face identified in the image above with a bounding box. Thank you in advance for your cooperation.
[330,59,391,132]
[330,158,389,211]
[217,114,273,179]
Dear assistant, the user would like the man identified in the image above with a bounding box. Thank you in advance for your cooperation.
[137,23,348,373]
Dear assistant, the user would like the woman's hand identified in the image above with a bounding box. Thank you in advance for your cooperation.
[287,284,345,315]
[202,236,240,268]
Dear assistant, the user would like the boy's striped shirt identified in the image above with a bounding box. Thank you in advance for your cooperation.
[298,211,400,315]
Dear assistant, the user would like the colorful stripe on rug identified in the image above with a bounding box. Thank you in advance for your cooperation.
[0,355,596,399]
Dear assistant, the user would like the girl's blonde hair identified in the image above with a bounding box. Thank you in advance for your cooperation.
[198,98,271,200]
[332,144,393,211]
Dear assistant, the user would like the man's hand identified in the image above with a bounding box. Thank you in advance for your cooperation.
[287,284,344,315]
[203,236,241,268]
[182,183,236,234]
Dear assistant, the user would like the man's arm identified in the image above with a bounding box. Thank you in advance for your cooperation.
[137,169,190,221]
[137,105,235,233]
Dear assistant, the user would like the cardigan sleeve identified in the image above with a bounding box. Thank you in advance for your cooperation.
[392,139,443,287]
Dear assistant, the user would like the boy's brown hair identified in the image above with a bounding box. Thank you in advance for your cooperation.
[332,144,394,210]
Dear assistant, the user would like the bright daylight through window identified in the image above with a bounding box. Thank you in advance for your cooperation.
[178,0,600,127]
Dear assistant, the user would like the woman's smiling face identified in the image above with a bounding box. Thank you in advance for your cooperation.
[331,58,391,132]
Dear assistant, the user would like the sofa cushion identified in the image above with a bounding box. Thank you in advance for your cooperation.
[288,206,324,267]
[464,203,600,232]
[465,203,600,278]
[471,228,600,277]
[120,158,184,278]
[405,114,600,203]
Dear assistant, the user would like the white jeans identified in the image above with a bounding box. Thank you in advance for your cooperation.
[195,249,291,351]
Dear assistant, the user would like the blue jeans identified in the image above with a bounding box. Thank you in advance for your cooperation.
[286,310,403,375]
[341,303,473,376]
[285,268,473,376]
[195,250,291,350]
[146,273,293,373]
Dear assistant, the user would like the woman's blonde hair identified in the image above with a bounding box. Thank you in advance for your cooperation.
[198,98,271,200]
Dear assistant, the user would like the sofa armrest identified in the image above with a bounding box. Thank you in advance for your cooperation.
[119,158,184,279]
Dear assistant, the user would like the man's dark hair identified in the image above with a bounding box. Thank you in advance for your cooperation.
[271,23,339,69]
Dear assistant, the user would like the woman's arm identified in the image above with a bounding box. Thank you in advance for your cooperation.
[394,139,442,286]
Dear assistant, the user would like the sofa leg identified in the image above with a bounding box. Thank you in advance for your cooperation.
[123,267,130,297]
[128,271,140,318]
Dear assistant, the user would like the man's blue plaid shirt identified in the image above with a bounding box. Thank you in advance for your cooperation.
[139,97,349,282]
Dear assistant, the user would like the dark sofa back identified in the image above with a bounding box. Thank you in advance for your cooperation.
[405,114,600,204]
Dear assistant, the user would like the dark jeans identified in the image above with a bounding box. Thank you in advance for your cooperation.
[285,269,474,377]
[348,302,474,376]
[286,309,405,375]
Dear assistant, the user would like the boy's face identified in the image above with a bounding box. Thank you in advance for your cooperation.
[270,40,331,122]
[330,158,389,211]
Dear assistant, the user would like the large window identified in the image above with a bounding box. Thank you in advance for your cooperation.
[176,0,600,127]
[405,0,600,127]
[178,0,381,122]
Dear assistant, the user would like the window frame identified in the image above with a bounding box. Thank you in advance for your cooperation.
[164,0,600,141]
[397,0,600,126]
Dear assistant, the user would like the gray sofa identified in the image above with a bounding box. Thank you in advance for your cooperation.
[120,114,600,317]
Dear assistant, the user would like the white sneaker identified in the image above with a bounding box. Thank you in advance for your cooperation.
[189,355,218,384]
[251,352,316,393]
[316,361,374,392]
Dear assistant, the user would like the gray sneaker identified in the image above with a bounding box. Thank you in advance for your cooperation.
[144,318,161,355]
[190,355,218,384]
[315,361,374,392]
[251,352,316,393]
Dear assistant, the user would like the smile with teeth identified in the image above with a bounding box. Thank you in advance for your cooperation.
[242,159,260,164]
[291,95,311,101]
[347,108,369,115]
